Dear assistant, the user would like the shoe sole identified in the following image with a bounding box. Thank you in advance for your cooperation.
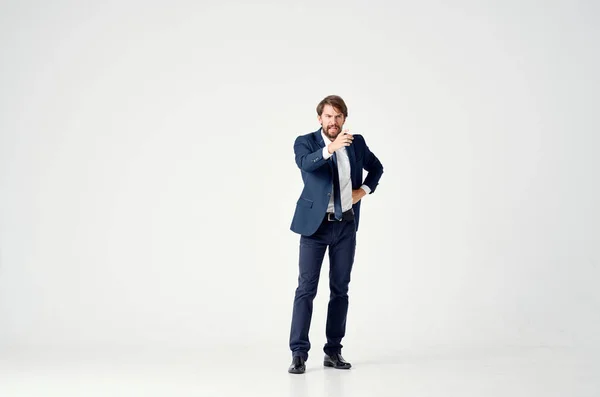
[323,361,351,369]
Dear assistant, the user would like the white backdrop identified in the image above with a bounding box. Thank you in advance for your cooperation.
[1,0,599,355]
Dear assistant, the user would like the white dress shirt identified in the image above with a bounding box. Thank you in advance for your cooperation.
[321,130,371,213]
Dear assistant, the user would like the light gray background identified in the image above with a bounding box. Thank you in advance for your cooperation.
[1,0,599,394]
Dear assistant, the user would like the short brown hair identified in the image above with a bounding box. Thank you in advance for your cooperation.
[316,95,348,118]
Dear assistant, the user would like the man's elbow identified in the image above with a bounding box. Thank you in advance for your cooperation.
[296,157,318,173]
[373,161,384,176]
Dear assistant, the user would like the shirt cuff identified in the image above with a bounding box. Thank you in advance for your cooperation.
[360,185,371,195]
[322,146,333,160]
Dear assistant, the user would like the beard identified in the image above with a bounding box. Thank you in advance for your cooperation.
[322,124,342,140]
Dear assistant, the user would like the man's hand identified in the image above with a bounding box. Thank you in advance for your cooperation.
[327,129,354,154]
[352,188,366,204]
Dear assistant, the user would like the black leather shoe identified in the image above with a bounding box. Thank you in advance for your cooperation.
[288,356,306,374]
[324,353,352,369]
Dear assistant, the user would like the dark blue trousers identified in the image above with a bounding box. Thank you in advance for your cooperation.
[289,215,356,360]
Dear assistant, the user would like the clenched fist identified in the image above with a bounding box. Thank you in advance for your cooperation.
[327,129,354,154]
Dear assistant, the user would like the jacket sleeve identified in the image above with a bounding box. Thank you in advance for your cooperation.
[294,135,331,173]
[356,135,384,194]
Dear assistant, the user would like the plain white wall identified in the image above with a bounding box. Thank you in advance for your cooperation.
[1,0,599,353]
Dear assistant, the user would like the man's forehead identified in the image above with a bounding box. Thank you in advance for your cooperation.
[322,105,343,115]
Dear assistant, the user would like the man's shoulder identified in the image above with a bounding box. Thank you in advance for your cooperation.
[299,129,320,138]
[295,130,319,143]
[296,131,314,139]
[352,133,366,145]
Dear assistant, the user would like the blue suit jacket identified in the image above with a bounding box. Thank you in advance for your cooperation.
[290,129,384,236]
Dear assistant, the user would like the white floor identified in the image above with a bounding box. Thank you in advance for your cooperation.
[1,345,598,397]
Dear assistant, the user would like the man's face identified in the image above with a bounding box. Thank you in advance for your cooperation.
[318,104,346,141]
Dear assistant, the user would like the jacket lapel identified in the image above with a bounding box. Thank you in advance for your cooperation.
[314,129,325,148]
[314,129,334,171]
[346,138,357,181]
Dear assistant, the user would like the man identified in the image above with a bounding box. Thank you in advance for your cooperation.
[288,95,384,374]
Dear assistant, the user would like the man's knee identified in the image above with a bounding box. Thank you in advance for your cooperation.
[295,276,320,299]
